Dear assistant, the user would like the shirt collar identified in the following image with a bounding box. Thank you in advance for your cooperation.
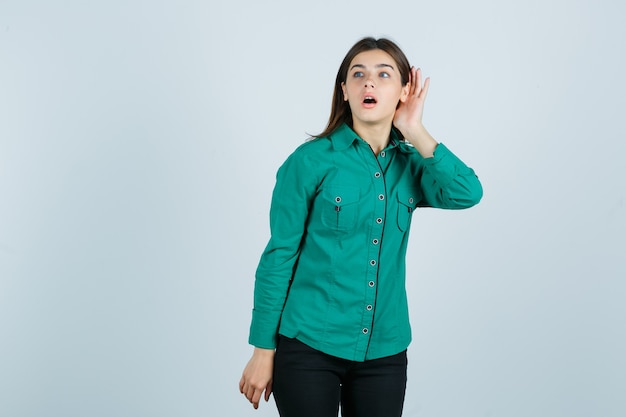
[329,123,413,153]
[329,123,360,151]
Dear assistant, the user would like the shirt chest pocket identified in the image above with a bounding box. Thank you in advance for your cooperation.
[320,186,361,232]
[397,189,420,232]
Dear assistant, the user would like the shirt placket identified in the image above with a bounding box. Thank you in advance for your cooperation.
[356,144,394,357]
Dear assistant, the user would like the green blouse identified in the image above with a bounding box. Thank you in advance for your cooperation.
[249,123,483,361]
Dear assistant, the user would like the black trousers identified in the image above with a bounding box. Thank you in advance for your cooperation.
[272,336,407,417]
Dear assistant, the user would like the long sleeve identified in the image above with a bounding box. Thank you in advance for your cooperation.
[248,146,321,349]
[417,143,483,209]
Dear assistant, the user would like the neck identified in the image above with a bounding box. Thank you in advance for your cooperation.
[351,120,392,155]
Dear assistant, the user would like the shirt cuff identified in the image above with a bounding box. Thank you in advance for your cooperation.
[421,143,465,187]
[248,308,281,349]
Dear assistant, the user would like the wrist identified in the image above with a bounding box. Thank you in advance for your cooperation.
[403,124,437,158]
[253,347,275,357]
[399,122,426,140]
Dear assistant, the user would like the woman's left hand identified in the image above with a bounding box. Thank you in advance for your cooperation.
[393,66,430,136]
[393,66,437,158]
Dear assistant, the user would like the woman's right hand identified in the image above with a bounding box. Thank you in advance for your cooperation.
[239,347,275,409]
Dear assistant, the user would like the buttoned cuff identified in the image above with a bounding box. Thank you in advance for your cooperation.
[248,309,281,349]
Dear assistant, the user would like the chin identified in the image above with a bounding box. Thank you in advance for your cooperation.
[354,113,393,127]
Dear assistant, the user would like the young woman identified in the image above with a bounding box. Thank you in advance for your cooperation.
[239,37,483,417]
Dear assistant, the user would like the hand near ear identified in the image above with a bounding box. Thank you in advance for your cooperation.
[393,67,437,158]
[393,66,429,136]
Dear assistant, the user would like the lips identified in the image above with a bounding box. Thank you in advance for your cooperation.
[362,94,377,108]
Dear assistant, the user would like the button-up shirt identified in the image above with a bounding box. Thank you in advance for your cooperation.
[249,123,483,361]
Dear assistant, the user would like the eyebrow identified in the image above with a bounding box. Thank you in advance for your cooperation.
[350,63,396,71]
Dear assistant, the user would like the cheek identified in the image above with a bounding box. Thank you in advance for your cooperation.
[390,87,405,104]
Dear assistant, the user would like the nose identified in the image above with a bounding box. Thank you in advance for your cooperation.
[364,77,375,88]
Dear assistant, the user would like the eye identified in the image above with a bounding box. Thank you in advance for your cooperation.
[353,71,364,78]
[379,71,390,78]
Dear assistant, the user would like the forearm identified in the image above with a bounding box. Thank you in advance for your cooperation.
[249,252,298,349]
[419,143,483,209]
[401,123,438,158]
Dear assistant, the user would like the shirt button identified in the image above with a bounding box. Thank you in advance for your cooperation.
[374,172,381,178]
[366,305,373,311]
[378,194,385,201]
[368,281,375,287]
[370,260,377,266]
[409,197,414,204]
[362,328,369,334]
[380,151,386,157]
[372,238,379,245]
[335,196,342,203]
[376,218,383,224]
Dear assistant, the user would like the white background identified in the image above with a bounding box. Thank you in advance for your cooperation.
[1,1,624,416]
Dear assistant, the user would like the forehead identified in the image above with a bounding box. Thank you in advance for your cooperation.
[349,49,397,68]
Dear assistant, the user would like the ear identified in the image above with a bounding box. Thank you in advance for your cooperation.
[341,82,348,101]
[399,82,410,103]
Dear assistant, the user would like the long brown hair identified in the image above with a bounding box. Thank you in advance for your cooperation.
[315,37,411,138]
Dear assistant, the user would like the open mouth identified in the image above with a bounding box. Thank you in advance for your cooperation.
[363,96,377,104]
